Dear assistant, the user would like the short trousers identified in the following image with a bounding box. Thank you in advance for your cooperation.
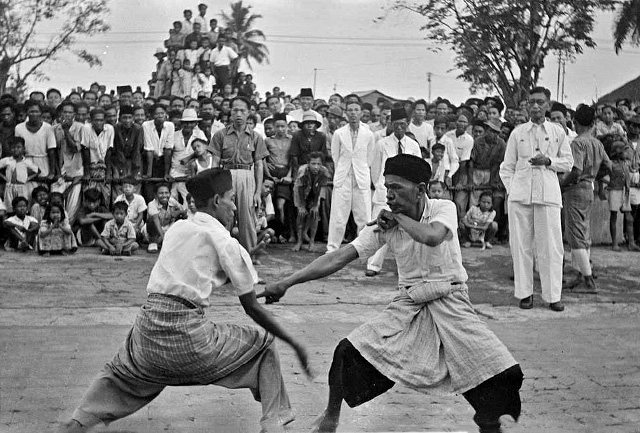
[608,189,631,212]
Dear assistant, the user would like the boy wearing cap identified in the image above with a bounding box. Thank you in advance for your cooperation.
[261,154,523,433]
[560,105,611,293]
[57,168,312,433]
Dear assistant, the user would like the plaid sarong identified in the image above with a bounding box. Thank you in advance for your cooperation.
[110,294,273,385]
[348,284,517,394]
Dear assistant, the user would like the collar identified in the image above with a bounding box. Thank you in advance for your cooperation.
[193,211,226,228]
[225,124,251,136]
[526,120,548,132]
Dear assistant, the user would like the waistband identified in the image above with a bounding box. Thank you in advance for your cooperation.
[222,163,252,170]
[148,293,201,309]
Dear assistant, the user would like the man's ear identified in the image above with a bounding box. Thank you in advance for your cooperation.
[210,194,220,209]
[417,182,427,196]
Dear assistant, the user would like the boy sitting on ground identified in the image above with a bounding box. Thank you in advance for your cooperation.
[292,151,330,252]
[3,196,39,251]
[100,201,139,256]
[113,177,147,240]
[461,190,497,250]
[74,188,112,248]
[145,183,186,253]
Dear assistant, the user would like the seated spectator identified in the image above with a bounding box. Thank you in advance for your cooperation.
[0,137,39,211]
[165,22,186,51]
[292,151,330,252]
[253,178,276,256]
[3,196,39,251]
[461,191,497,250]
[113,177,147,239]
[37,203,77,255]
[145,183,186,253]
[29,185,49,223]
[74,188,111,248]
[100,201,139,256]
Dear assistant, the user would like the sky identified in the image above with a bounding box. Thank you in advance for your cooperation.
[30,0,640,107]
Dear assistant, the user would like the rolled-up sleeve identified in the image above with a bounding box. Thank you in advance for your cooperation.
[218,237,259,296]
[350,225,385,260]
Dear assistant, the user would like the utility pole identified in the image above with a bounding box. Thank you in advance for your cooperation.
[333,83,337,92]
[313,68,317,96]
[556,51,562,101]
[561,56,566,104]
[427,72,432,102]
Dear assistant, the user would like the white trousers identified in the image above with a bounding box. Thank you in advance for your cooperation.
[326,173,371,252]
[367,200,388,271]
[508,201,563,303]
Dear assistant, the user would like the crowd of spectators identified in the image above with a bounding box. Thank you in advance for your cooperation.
[0,4,639,266]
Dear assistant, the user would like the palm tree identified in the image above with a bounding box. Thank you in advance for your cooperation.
[613,0,640,53]
[220,1,269,76]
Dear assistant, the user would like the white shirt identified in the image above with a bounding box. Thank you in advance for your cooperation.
[142,120,175,157]
[436,133,459,177]
[371,134,422,204]
[15,122,56,176]
[181,19,193,34]
[146,212,258,306]
[351,197,467,287]
[81,123,114,163]
[114,193,147,223]
[193,15,208,32]
[408,121,435,149]
[209,45,238,66]
[168,129,206,178]
[444,130,474,162]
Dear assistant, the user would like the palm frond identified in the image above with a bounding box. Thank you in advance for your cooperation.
[614,0,640,53]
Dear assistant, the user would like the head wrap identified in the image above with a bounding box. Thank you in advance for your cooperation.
[384,154,431,185]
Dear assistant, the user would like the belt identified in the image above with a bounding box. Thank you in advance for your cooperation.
[222,163,252,170]
[149,293,200,309]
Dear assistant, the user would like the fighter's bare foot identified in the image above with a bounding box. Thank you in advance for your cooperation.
[292,242,302,252]
[629,243,640,252]
[612,244,621,252]
[311,410,339,433]
[56,419,88,433]
[307,242,315,252]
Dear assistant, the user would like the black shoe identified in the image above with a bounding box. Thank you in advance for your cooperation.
[549,301,565,312]
[572,276,597,294]
[519,295,533,309]
[364,269,379,277]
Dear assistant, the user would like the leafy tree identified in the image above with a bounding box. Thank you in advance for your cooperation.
[0,0,110,95]
[220,1,269,77]
[613,0,640,53]
[386,0,616,105]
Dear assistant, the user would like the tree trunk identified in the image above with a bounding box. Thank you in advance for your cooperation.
[0,56,11,95]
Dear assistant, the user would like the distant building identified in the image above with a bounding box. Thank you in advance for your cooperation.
[598,74,640,105]
[352,89,403,107]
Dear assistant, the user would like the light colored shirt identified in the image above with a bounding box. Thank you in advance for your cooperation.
[193,15,208,31]
[114,193,147,223]
[181,19,193,35]
[142,120,175,158]
[169,129,206,178]
[444,130,474,162]
[14,122,56,176]
[101,218,136,241]
[53,122,84,177]
[81,123,114,164]
[0,157,38,184]
[146,212,258,306]
[6,214,38,230]
[351,197,468,287]
[408,121,435,149]
[209,45,238,66]
[147,197,183,231]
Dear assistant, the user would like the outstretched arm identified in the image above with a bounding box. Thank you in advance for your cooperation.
[257,244,359,303]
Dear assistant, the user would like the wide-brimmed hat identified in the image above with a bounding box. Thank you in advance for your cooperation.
[326,105,344,119]
[314,99,329,110]
[300,113,321,128]
[154,48,167,57]
[484,118,502,132]
[181,108,201,122]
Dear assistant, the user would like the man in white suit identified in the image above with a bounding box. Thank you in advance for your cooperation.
[326,101,375,252]
[365,107,421,276]
[499,86,573,312]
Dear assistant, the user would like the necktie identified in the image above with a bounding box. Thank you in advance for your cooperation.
[398,140,403,154]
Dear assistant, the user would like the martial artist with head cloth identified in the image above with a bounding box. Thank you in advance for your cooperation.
[260,154,523,433]
[58,168,312,433]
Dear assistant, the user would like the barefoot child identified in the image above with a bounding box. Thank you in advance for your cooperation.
[145,183,186,253]
[254,178,276,249]
[292,151,329,252]
[38,203,77,255]
[113,177,147,240]
[260,154,522,433]
[100,201,139,256]
[57,168,312,433]
[74,188,111,248]
[3,196,39,251]
[462,191,498,250]
[605,140,639,251]
[0,138,39,211]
